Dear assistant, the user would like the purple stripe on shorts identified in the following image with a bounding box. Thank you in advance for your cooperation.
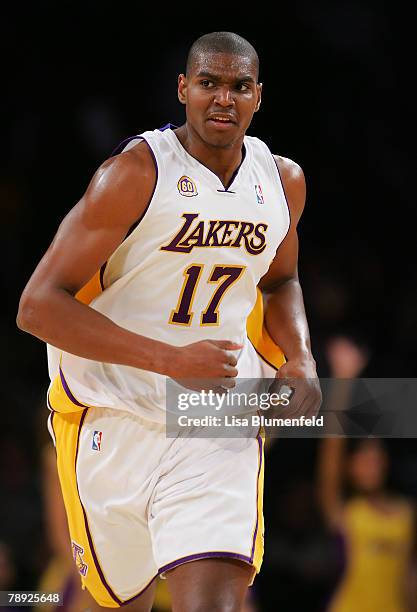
[122,575,158,606]
[74,409,122,607]
[250,434,263,562]
[158,551,253,576]
[59,367,89,408]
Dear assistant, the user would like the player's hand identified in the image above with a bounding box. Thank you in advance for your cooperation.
[169,339,242,392]
[268,355,322,419]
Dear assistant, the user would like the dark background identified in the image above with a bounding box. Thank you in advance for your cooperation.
[2,2,416,610]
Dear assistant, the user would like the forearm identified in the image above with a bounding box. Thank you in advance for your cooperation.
[264,278,313,360]
[17,287,174,375]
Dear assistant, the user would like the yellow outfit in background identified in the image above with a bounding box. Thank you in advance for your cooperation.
[330,497,413,612]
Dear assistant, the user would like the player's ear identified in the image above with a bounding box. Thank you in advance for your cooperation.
[178,74,187,105]
[255,82,262,112]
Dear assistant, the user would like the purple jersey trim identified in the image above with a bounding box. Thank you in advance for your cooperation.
[110,135,141,157]
[158,551,253,576]
[109,127,166,243]
[122,136,158,241]
[250,434,263,561]
[218,144,246,192]
[271,154,292,230]
[159,122,178,131]
[74,409,123,606]
[59,367,89,408]
[88,125,168,293]
[110,123,178,156]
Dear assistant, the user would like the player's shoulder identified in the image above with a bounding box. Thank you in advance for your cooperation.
[245,135,305,192]
[273,155,306,223]
[273,155,305,186]
[83,140,156,219]
[98,140,156,185]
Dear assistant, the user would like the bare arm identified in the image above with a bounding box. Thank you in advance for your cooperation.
[17,143,240,383]
[259,156,311,360]
[259,156,321,411]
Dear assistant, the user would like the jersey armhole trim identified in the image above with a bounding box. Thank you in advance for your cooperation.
[269,153,292,230]
[118,136,161,241]
[102,135,163,287]
[257,137,291,230]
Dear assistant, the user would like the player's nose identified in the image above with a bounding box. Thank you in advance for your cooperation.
[214,86,234,107]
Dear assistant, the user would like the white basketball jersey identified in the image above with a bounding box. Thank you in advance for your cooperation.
[47,125,290,421]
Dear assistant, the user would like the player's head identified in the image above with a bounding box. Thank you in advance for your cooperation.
[346,439,388,494]
[178,32,262,148]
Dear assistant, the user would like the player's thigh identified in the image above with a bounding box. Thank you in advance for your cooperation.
[166,558,254,612]
[81,582,157,611]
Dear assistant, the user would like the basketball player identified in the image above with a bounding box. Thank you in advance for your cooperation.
[17,32,321,611]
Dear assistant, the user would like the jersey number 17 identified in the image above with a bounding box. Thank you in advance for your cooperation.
[169,264,246,327]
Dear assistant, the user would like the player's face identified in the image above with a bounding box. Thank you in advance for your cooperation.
[348,441,388,493]
[178,52,262,148]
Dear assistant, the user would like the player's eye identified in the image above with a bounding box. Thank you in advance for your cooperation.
[236,82,250,91]
[200,79,214,88]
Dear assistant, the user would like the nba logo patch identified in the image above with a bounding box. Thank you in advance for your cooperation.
[255,184,264,204]
[92,431,102,451]
[177,175,198,197]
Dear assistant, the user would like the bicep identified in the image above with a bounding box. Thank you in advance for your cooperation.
[22,150,154,297]
[30,198,130,296]
[258,155,306,291]
[258,226,299,291]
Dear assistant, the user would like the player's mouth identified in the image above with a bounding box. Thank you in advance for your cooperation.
[207,114,237,129]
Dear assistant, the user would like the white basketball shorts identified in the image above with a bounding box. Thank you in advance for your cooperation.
[49,406,264,608]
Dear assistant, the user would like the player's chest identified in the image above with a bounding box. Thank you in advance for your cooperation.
[154,171,288,262]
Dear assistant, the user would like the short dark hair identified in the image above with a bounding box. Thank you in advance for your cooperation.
[186,31,259,79]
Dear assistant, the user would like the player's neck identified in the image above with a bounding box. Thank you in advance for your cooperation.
[175,124,244,189]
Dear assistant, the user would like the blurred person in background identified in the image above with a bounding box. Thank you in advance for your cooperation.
[320,334,370,435]
[258,439,340,612]
[318,438,416,612]
[324,334,370,381]
[318,334,417,612]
